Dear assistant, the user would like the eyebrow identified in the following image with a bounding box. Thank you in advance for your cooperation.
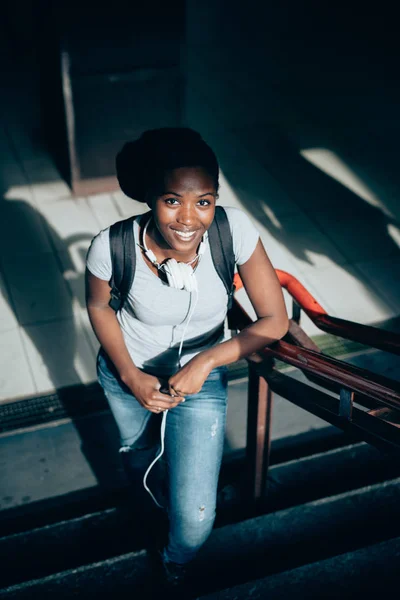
[161,191,215,197]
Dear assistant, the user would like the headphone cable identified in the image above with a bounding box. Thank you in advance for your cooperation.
[142,286,199,508]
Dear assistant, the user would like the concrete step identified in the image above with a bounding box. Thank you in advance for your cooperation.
[0,442,398,589]
[266,440,400,512]
[0,477,399,598]
[0,423,353,539]
[199,535,400,600]
[192,477,400,596]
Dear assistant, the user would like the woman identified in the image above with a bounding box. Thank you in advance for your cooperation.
[85,128,288,587]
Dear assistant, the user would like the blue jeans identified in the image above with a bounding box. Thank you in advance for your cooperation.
[97,350,228,565]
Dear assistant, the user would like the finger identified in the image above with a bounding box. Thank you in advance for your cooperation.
[147,396,184,410]
[148,406,165,414]
[152,396,177,407]
[169,384,185,399]
[147,401,178,413]
[147,392,185,412]
[147,399,176,411]
[167,383,185,400]
[152,390,185,405]
[160,384,185,403]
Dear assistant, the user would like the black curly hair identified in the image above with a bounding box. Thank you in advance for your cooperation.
[116,127,219,203]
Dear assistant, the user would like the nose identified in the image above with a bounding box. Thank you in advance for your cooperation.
[176,204,196,227]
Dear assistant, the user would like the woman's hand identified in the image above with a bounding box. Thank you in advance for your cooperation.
[168,354,214,397]
[124,371,185,413]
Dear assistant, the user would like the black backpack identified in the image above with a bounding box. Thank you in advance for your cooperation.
[108,206,236,313]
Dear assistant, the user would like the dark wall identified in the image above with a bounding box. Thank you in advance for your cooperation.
[185,0,400,220]
[36,1,185,194]
[3,1,399,201]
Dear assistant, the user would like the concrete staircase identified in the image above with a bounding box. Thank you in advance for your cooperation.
[0,438,399,599]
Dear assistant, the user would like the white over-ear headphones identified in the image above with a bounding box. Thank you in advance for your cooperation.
[163,259,198,293]
[140,216,206,293]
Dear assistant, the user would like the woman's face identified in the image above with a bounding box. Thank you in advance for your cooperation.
[150,166,217,256]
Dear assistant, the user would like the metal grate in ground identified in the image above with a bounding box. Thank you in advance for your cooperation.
[0,384,108,435]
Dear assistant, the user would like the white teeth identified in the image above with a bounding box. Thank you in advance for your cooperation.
[173,230,196,239]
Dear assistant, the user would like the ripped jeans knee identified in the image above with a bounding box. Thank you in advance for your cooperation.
[164,503,217,564]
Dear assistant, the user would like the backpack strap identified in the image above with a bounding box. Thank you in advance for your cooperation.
[108,215,136,312]
[208,206,236,309]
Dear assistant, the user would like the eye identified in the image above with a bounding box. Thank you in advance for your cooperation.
[198,199,211,206]
[165,198,180,205]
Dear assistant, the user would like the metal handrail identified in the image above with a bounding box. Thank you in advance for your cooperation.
[229,299,400,411]
[231,272,400,507]
[233,271,400,356]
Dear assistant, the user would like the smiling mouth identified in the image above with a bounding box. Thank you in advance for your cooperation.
[171,229,198,241]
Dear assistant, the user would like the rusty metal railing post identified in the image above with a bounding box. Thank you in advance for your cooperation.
[246,361,274,512]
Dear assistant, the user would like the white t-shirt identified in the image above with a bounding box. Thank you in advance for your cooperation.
[86,206,259,375]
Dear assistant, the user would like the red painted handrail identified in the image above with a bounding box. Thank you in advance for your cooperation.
[229,297,400,410]
[233,271,400,356]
